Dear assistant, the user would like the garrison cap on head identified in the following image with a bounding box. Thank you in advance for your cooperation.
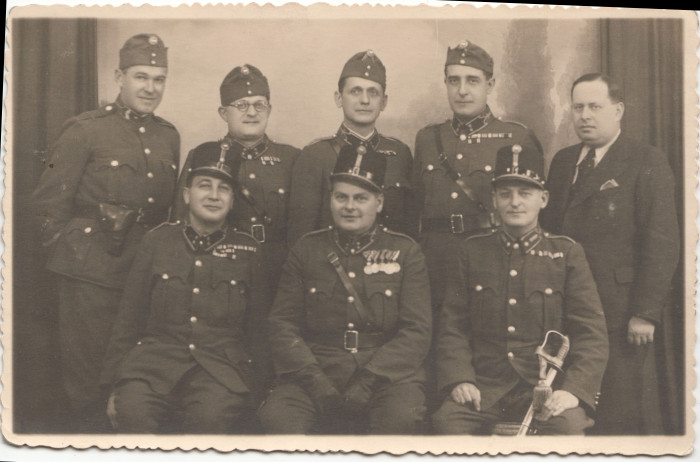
[119,34,168,69]
[331,144,387,193]
[220,65,270,106]
[445,40,493,76]
[187,142,236,187]
[493,144,545,189]
[339,50,386,89]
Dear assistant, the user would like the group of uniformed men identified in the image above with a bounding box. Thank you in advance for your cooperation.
[32,32,679,435]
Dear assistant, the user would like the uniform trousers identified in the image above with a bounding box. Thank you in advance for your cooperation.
[589,331,661,435]
[113,365,251,434]
[58,276,121,432]
[432,380,594,435]
[257,380,427,434]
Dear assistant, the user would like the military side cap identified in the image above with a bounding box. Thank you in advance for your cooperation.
[220,64,270,106]
[331,144,387,193]
[188,142,236,187]
[445,40,493,75]
[339,50,386,88]
[119,34,168,69]
[493,144,545,189]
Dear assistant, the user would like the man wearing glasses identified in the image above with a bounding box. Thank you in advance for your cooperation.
[288,50,417,245]
[174,64,300,406]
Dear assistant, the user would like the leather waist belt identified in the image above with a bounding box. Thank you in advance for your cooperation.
[307,330,386,352]
[75,204,169,229]
[233,222,287,243]
[421,215,492,235]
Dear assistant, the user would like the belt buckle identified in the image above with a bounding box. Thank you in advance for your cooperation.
[344,329,359,353]
[450,213,465,234]
[250,223,266,243]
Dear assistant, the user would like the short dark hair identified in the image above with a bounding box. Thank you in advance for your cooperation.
[337,76,386,94]
[571,73,624,103]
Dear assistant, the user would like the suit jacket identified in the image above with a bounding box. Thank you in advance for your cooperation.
[100,222,269,395]
[540,135,680,332]
[435,228,609,412]
[288,126,417,245]
[267,226,432,390]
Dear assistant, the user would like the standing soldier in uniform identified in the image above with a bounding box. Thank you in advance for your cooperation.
[432,144,609,435]
[32,34,180,432]
[288,50,416,245]
[413,40,543,313]
[258,144,432,434]
[173,64,300,401]
[101,146,267,433]
[541,73,680,434]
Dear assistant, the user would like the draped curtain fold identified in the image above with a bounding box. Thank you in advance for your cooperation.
[601,18,685,435]
[12,18,97,433]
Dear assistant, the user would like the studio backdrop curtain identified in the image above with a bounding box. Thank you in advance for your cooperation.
[601,18,685,435]
[12,18,98,432]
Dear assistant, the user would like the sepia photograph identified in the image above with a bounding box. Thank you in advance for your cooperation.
[2,1,698,457]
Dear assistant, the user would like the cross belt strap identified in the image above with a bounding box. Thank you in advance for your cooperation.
[327,251,371,326]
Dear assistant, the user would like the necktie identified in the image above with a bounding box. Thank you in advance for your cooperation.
[574,147,596,185]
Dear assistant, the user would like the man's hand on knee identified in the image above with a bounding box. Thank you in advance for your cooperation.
[450,382,481,411]
[538,390,579,421]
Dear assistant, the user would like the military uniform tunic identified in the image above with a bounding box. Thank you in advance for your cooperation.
[31,101,180,423]
[100,222,268,432]
[432,228,609,434]
[258,226,432,434]
[413,108,542,309]
[288,126,417,245]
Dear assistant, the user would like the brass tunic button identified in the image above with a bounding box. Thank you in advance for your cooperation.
[230,280,237,286]
[485,165,492,172]
[545,288,553,295]
[450,192,459,199]
[509,269,518,277]
[347,296,355,303]
[189,344,196,350]
[507,326,516,333]
[249,173,256,180]
[348,272,356,278]
[147,197,155,204]
[427,164,434,171]
[162,274,169,280]
[139,127,146,133]
[385,289,393,297]
[508,298,517,306]
[190,316,198,323]
[144,148,151,155]
[475,285,483,292]
[507,352,514,359]
[309,287,316,293]
[192,287,200,294]
[251,216,257,222]
[105,105,113,111]
[110,160,119,167]
[512,243,520,250]
[84,227,92,233]
[456,153,464,160]
[348,323,355,329]
[147,172,154,178]
[195,260,202,267]
[278,188,285,194]
[459,134,467,141]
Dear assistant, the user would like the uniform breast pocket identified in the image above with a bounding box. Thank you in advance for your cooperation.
[150,266,189,325]
[524,275,565,337]
[420,163,445,206]
[364,280,400,331]
[211,263,249,325]
[265,186,289,226]
[381,180,408,221]
[303,279,337,330]
[467,273,503,338]
[91,153,141,200]
[152,158,178,196]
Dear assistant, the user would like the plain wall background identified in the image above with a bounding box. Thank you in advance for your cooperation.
[96,18,599,172]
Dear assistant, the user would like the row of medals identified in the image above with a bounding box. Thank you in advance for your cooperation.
[363,249,401,275]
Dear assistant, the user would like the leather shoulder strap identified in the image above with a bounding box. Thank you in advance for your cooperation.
[327,251,370,324]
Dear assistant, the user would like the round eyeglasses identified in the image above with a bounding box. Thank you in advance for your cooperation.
[228,100,270,112]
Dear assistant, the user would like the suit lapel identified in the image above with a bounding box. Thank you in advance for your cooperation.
[567,137,631,209]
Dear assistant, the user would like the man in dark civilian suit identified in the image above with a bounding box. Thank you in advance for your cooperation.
[540,73,680,435]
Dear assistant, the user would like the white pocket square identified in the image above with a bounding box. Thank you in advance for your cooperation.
[600,179,620,191]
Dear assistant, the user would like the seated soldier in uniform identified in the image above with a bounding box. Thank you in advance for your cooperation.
[432,144,609,435]
[258,143,432,434]
[100,144,268,434]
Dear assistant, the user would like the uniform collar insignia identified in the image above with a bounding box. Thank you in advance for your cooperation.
[337,124,381,151]
[452,105,493,137]
[183,224,227,253]
[115,98,152,122]
[333,224,378,255]
[498,226,542,254]
[225,134,270,160]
